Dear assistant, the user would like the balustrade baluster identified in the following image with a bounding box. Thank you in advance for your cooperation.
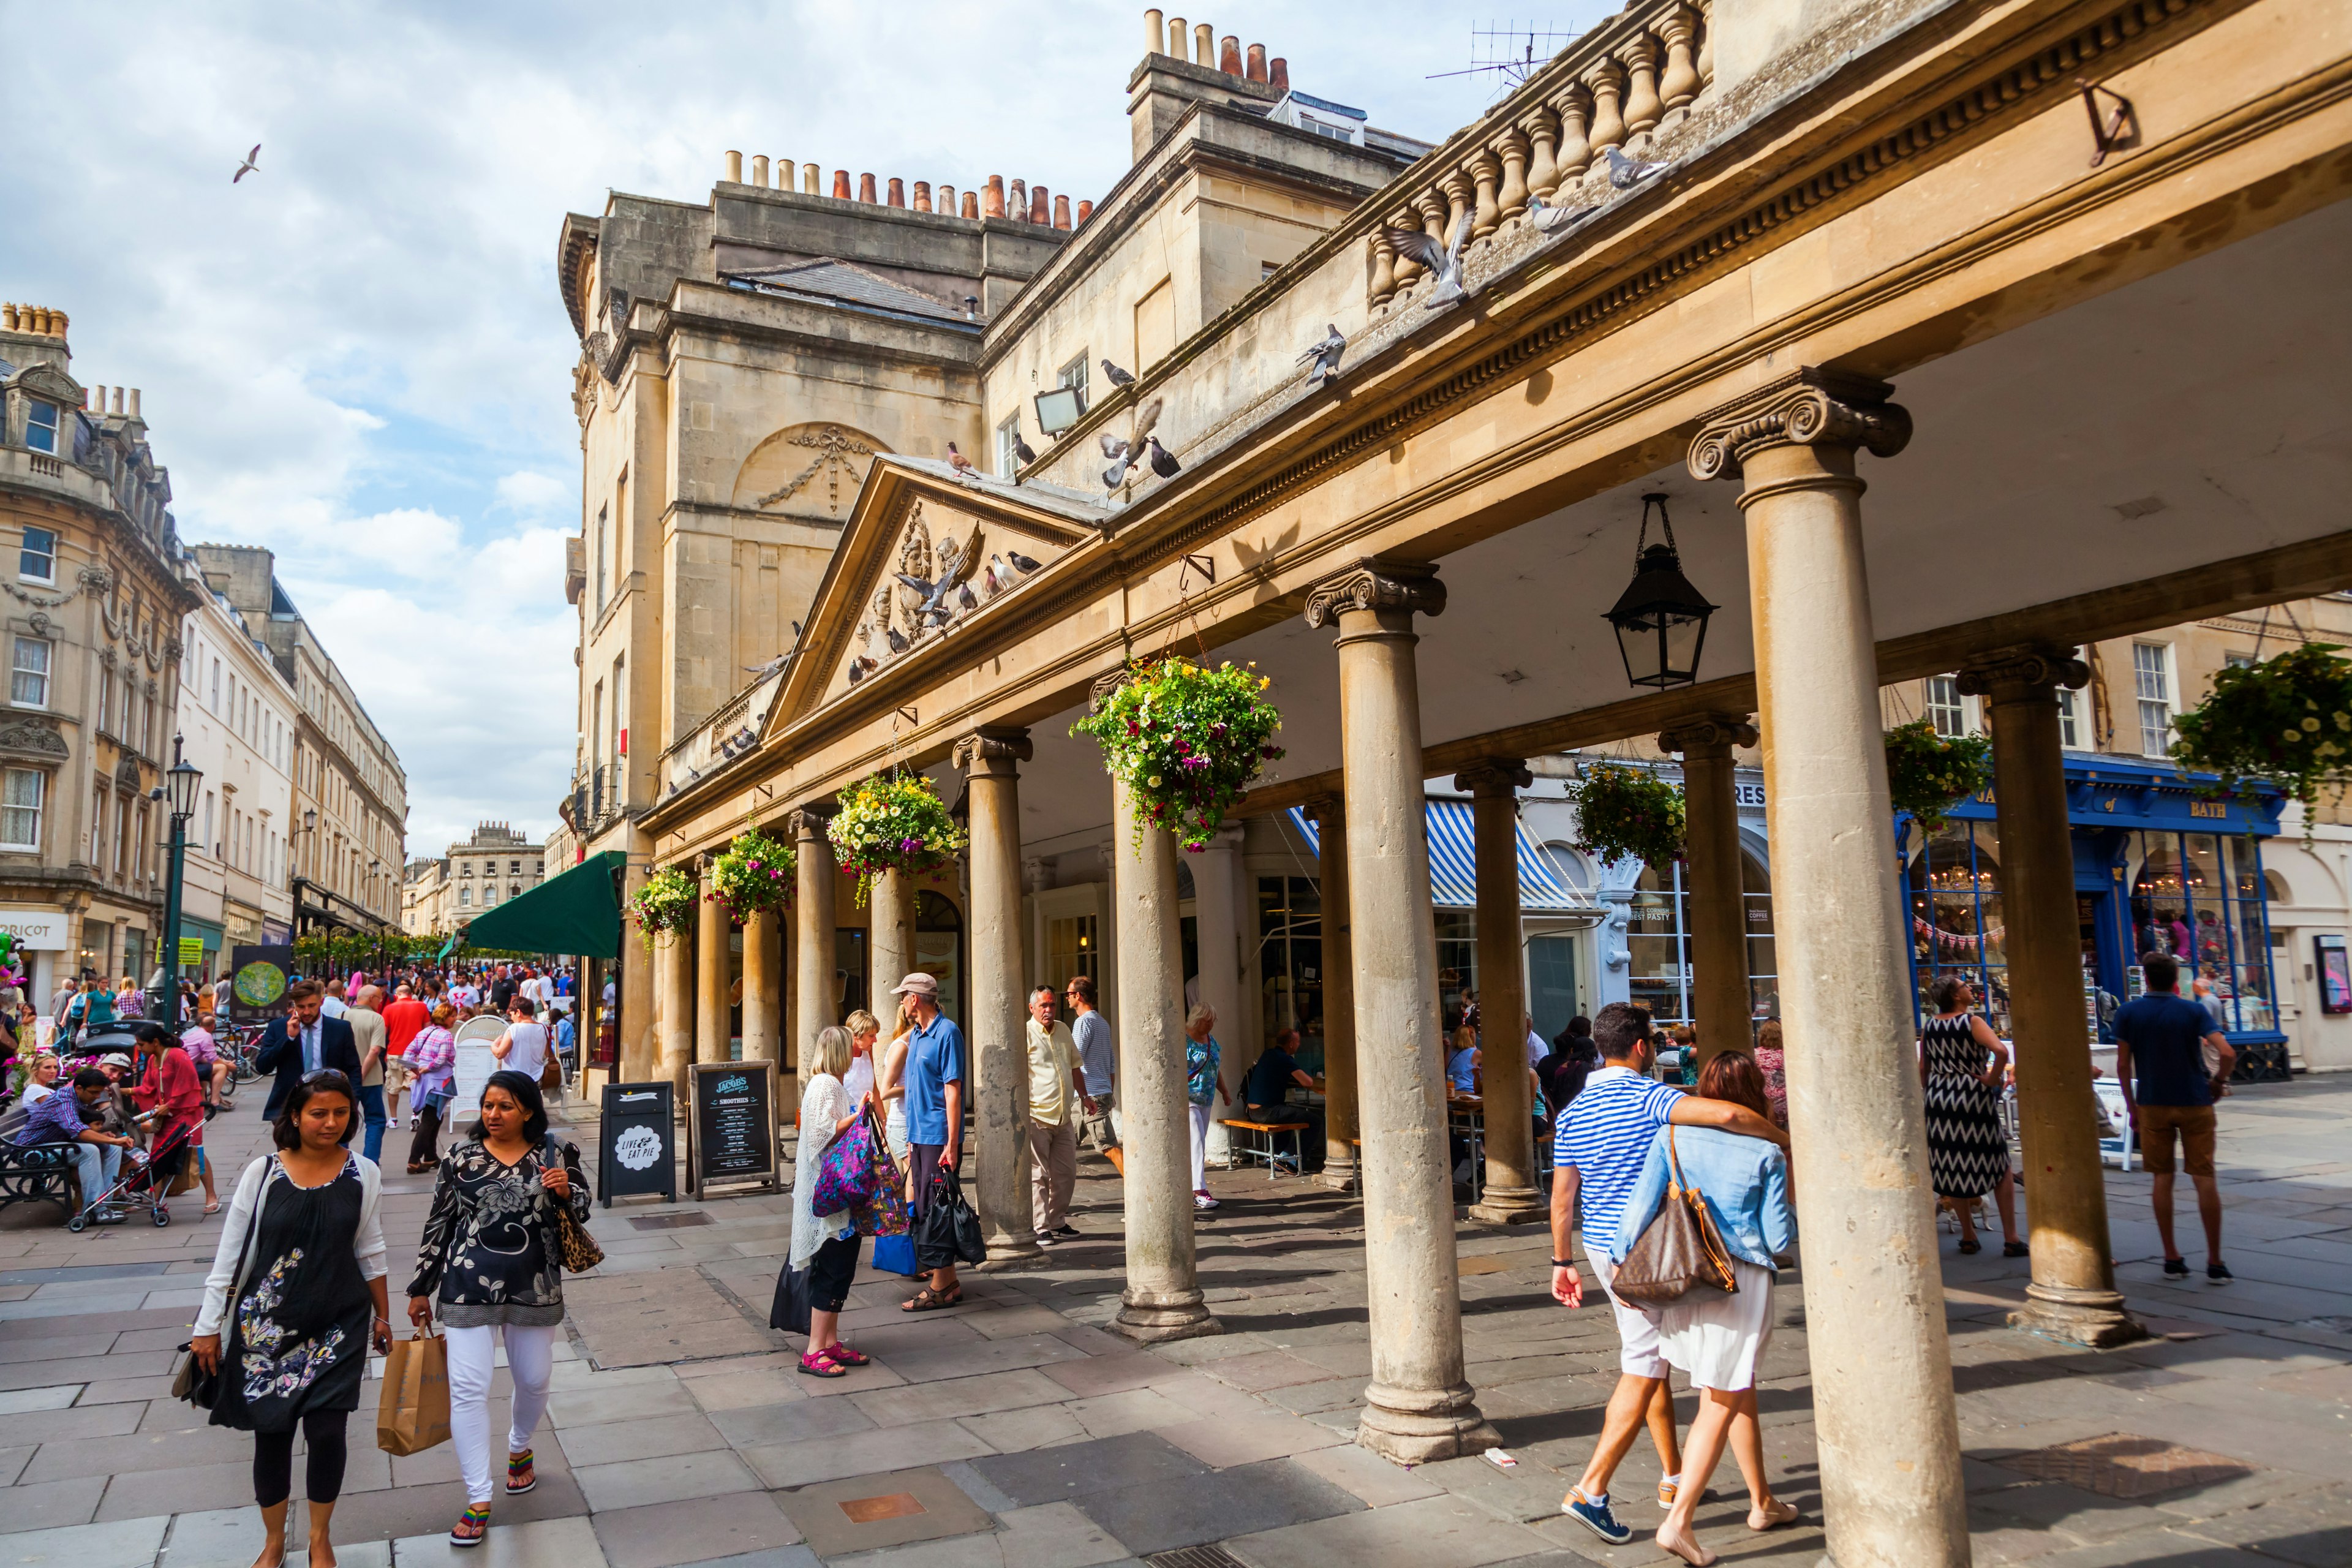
[1469,153,1501,239]
[1623,34,1665,138]
[1660,7,1702,113]
[1523,110,1560,199]
[1585,60,1628,157]
[1496,129,1530,223]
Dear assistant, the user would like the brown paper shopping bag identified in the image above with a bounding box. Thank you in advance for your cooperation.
[377,1327,451,1455]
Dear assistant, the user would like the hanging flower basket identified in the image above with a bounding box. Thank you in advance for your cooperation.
[828,772,968,905]
[1570,762,1686,869]
[1885,719,1992,834]
[2172,641,2352,815]
[631,866,699,949]
[1072,657,1284,853]
[710,827,796,921]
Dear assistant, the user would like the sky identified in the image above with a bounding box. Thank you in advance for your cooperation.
[0,0,1603,858]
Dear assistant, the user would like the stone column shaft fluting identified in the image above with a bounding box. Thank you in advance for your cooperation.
[1308,797,1360,1191]
[741,900,782,1066]
[1958,650,2146,1348]
[1308,560,1498,1464]
[655,918,693,1096]
[696,858,731,1065]
[1660,714,1760,1066]
[1689,368,1967,1568]
[958,728,1042,1268]
[1109,772,1220,1342]
[1458,758,1545,1225]
[790,807,839,1101]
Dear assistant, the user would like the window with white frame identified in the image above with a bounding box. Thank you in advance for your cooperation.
[2133,642,2174,756]
[24,401,59,455]
[90,788,105,862]
[995,411,1023,477]
[10,638,48,708]
[0,769,42,850]
[459,886,472,908]
[18,527,55,583]
[1924,675,1970,738]
[594,505,608,616]
[2054,644,2084,749]
[1056,355,1090,413]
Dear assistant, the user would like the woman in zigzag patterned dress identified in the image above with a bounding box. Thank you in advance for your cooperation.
[1919,975,2026,1257]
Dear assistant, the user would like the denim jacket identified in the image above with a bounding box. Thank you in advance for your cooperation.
[1608,1123,1796,1272]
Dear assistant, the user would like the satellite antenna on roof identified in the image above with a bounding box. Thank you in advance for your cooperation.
[1427,20,1576,94]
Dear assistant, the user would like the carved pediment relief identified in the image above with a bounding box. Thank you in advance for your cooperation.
[0,718,67,759]
[831,494,1068,699]
[734,423,886,518]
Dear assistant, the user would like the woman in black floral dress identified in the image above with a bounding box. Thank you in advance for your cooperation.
[407,1071,592,1548]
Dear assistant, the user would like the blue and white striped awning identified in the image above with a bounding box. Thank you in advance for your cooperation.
[1286,801,1591,912]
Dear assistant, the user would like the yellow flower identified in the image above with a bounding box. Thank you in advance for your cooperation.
[1259,677,1270,690]
[2285,729,2304,744]
[2303,716,2323,733]
[1148,775,1163,787]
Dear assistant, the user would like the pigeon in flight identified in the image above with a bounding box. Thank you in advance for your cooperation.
[1604,146,1669,189]
[895,532,981,628]
[1145,437,1180,479]
[1382,213,1471,309]
[945,442,978,480]
[1525,193,1581,233]
[1098,396,1164,491]
[1298,323,1346,386]
[233,144,262,183]
[1101,358,1136,388]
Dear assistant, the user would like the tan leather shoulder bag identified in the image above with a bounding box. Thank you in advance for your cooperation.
[1608,1127,1740,1305]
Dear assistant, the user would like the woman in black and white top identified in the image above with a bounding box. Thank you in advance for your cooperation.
[190,1071,389,1568]
[406,1070,591,1548]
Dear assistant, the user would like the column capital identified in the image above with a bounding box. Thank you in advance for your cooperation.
[1955,646,2090,700]
[1303,793,1344,828]
[952,726,1033,775]
[786,804,835,840]
[1303,559,1447,631]
[1658,712,1758,756]
[1686,368,1912,483]
[1452,758,1532,796]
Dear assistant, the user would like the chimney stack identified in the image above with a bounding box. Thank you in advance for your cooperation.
[832,169,851,199]
[725,149,743,183]
[858,172,877,203]
[1054,194,1071,229]
[913,181,933,213]
[887,177,905,208]
[1144,7,1164,52]
[750,154,769,187]
[961,190,979,219]
[1245,43,1266,81]
[985,176,1006,218]
[1219,34,1241,74]
[1269,56,1288,92]
[1167,16,1188,61]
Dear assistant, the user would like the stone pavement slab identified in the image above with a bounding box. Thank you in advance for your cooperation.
[0,1517,167,1568]
[774,1466,993,1558]
[964,1431,1205,1507]
[571,1449,762,1512]
[1225,1493,1555,1568]
[1071,1457,1361,1556]
[587,1491,804,1568]
[393,1514,605,1568]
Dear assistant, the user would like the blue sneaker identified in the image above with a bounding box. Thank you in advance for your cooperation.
[1562,1489,1632,1545]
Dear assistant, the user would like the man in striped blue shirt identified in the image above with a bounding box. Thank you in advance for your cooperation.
[1548,1003,1789,1545]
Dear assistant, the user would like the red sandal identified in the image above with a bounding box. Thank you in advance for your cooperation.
[820,1343,870,1368]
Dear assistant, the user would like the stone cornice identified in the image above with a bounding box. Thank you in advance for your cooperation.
[1302,560,1447,630]
[1686,368,1913,481]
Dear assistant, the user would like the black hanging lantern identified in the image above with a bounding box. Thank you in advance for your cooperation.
[1604,492,1716,690]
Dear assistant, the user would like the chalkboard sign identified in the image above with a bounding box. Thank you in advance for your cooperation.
[687,1060,780,1197]
[598,1081,677,1207]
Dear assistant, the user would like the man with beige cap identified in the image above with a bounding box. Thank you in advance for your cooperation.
[892,973,967,1311]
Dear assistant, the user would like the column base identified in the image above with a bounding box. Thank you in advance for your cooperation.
[1114,1286,1222,1344]
[1316,1147,1359,1192]
[2008,1283,2149,1348]
[977,1237,1046,1272]
[1355,1381,1499,1465]
[1467,1183,1547,1226]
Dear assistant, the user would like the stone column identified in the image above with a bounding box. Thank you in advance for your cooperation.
[696,858,731,1065]
[1193,823,1246,1104]
[1457,760,1545,1225]
[791,807,838,1098]
[1306,561,1497,1464]
[1109,773,1219,1343]
[1659,714,1760,1067]
[655,919,693,1095]
[1959,650,2145,1348]
[742,902,782,1065]
[870,864,914,1011]
[1689,369,1966,1568]
[1308,797,1360,1191]
[957,728,1041,1268]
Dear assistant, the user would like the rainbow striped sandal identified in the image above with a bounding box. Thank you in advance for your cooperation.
[507,1449,536,1495]
[450,1504,490,1548]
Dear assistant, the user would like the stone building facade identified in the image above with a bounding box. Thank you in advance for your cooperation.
[0,304,201,1000]
[192,546,405,935]
[175,564,298,968]
[400,821,545,938]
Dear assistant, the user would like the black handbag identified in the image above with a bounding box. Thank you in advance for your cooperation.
[175,1158,270,1408]
[913,1164,987,1270]
[769,1262,812,1335]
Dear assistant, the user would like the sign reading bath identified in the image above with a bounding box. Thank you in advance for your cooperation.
[687,1059,780,1197]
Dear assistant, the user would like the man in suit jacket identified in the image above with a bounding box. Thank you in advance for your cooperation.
[255,978,364,1126]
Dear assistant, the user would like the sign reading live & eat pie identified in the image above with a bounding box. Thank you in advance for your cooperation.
[597,1081,677,1207]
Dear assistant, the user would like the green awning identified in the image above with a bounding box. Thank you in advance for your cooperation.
[461,851,628,959]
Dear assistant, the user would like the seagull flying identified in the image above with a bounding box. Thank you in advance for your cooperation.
[1382,213,1471,309]
[233,144,261,184]
[1298,323,1346,386]
[1100,358,1136,388]
[1525,192,1580,233]
[1604,146,1669,189]
[1145,436,1180,479]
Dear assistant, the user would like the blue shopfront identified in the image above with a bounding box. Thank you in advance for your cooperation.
[1902,757,2291,1080]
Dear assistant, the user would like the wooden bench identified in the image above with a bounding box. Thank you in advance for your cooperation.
[1221,1117,1310,1178]
[0,1139,78,1222]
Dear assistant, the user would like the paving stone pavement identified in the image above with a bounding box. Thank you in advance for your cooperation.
[0,1077,2345,1567]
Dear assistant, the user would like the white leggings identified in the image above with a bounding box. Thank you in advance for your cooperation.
[1188,1103,1212,1192]
[445,1323,561,1505]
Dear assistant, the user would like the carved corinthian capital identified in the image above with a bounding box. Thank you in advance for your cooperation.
[1686,368,1913,483]
[1453,758,1533,796]
[1954,646,2090,699]
[1302,559,1447,630]
[787,804,836,840]
[952,726,1033,774]
[1657,712,1758,755]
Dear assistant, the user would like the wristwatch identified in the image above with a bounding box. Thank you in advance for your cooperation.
[1550,1258,1575,1268]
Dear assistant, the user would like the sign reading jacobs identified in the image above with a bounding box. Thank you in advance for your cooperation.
[687,1060,778,1196]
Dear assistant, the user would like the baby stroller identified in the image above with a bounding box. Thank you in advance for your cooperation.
[66,1110,198,1233]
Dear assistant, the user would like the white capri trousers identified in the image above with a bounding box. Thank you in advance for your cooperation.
[1188,1104,1212,1191]
[445,1322,563,1505]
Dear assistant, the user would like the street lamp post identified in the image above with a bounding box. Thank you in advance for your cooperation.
[149,736,203,1025]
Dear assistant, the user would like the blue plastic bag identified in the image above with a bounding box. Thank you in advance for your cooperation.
[870,1232,919,1276]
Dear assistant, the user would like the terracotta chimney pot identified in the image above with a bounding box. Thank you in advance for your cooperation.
[984,176,1006,218]
[1029,184,1049,224]
[832,169,851,199]
[940,184,957,216]
[725,149,742,183]
[0,304,14,331]
[1246,43,1266,81]
[1009,179,1028,221]
[887,177,905,208]
[1076,200,1094,225]
[962,190,979,219]
[858,172,877,203]
[1054,194,1071,229]
[913,181,933,213]
[1219,34,1241,74]
[1269,56,1289,92]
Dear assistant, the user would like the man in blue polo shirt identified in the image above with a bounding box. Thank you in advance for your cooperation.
[893,972,967,1311]
[2113,951,2235,1283]
[24,1066,139,1227]
[1548,1002,1789,1545]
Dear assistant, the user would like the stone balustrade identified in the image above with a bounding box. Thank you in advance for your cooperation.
[1369,0,1711,308]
